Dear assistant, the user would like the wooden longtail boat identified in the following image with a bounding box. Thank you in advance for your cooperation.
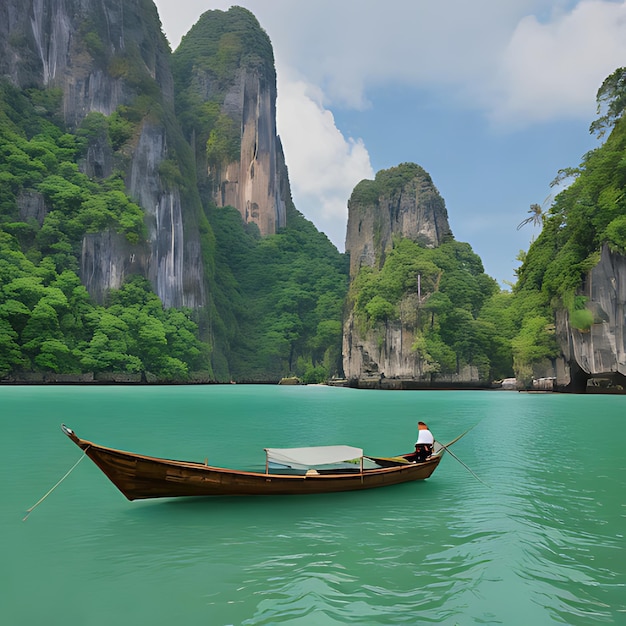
[62,424,453,500]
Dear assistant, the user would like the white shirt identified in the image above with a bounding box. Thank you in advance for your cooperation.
[416,429,434,445]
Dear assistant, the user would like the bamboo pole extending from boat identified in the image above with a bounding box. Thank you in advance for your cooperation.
[61,425,447,500]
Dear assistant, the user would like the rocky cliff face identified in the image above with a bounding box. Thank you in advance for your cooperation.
[553,245,626,391]
[342,318,480,387]
[173,8,287,238]
[0,0,173,122]
[342,164,482,386]
[345,165,452,277]
[215,65,287,236]
[0,0,205,308]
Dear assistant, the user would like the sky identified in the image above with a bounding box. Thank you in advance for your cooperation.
[153,0,626,286]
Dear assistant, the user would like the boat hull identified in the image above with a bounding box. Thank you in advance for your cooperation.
[63,427,442,500]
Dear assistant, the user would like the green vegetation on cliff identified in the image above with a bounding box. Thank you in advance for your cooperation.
[511,67,626,384]
[172,6,273,86]
[350,237,511,380]
[0,83,205,380]
[0,86,145,255]
[0,229,207,379]
[0,76,346,382]
[207,203,347,383]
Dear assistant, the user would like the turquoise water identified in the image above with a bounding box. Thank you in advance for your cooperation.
[1,385,624,625]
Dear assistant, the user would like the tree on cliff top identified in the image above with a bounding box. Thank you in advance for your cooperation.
[589,67,626,139]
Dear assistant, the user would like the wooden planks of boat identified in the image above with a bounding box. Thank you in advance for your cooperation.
[61,424,446,500]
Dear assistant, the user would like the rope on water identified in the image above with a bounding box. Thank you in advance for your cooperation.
[22,448,89,521]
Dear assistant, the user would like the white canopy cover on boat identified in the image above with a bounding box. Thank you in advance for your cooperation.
[265,445,363,468]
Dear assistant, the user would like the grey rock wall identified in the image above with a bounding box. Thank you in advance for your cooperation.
[81,229,147,303]
[345,170,452,276]
[1,0,205,308]
[342,318,419,379]
[17,191,46,225]
[555,245,626,390]
[342,309,481,385]
[1,0,167,123]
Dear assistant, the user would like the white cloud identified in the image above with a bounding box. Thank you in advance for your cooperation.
[213,1,626,132]
[276,74,374,250]
[153,0,626,259]
[492,0,626,125]
[155,1,626,125]
[249,0,533,108]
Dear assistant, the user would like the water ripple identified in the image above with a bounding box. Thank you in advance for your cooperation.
[4,388,626,625]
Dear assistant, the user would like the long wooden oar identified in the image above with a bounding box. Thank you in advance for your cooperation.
[436,437,490,489]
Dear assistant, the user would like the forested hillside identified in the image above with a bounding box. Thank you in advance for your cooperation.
[208,203,347,382]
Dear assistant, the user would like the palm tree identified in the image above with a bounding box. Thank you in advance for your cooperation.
[517,203,544,230]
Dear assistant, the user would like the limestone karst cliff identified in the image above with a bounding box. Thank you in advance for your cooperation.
[509,67,626,394]
[344,164,452,384]
[1,0,205,308]
[345,163,452,277]
[0,0,173,122]
[171,7,287,238]
[342,163,497,388]
[215,65,288,236]
[517,245,626,393]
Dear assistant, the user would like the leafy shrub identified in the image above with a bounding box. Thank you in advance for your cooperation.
[605,215,626,252]
[569,309,594,331]
[365,295,396,322]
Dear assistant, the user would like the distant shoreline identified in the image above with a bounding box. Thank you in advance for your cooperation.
[3,374,622,393]
[0,372,499,390]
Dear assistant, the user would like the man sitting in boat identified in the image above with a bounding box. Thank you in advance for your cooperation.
[413,421,434,462]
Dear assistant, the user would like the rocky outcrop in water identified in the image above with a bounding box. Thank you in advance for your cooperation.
[342,317,481,388]
[342,164,488,387]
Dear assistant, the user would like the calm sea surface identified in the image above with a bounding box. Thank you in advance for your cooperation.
[1,385,624,625]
